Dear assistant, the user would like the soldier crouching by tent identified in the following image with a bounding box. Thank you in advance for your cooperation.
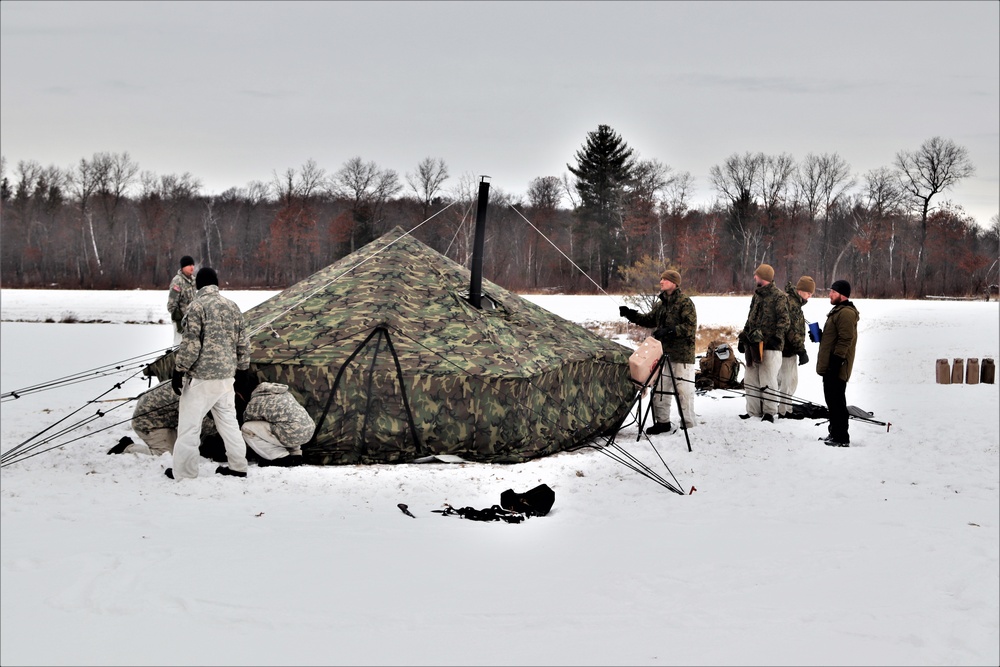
[107,380,219,456]
[240,382,315,467]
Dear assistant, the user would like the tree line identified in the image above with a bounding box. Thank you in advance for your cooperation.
[1,127,997,298]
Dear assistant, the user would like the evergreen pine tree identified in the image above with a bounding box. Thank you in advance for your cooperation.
[567,124,636,289]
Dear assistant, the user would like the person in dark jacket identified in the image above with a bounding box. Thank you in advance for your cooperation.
[777,276,815,417]
[816,279,859,447]
[737,263,790,422]
[619,269,698,434]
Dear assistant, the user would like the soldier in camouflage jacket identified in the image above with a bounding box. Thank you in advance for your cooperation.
[619,269,698,433]
[241,382,316,466]
[167,256,197,343]
[776,276,815,416]
[117,380,217,456]
[168,267,251,480]
[737,264,790,421]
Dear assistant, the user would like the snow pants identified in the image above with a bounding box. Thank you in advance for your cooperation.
[242,421,301,461]
[744,349,782,418]
[127,428,176,456]
[651,360,696,428]
[776,356,799,416]
[172,378,247,479]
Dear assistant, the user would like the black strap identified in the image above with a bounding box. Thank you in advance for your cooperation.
[432,504,525,524]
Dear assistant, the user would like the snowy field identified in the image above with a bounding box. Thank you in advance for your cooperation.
[1,289,998,667]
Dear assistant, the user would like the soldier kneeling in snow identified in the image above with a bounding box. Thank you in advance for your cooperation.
[108,380,217,456]
[241,382,315,467]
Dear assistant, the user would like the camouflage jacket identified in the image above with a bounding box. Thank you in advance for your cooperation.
[243,382,315,446]
[175,285,250,380]
[782,282,808,357]
[817,300,859,381]
[167,270,197,333]
[131,380,217,435]
[742,281,790,352]
[629,288,697,364]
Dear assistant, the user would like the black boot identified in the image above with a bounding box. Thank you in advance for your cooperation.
[215,466,247,478]
[645,421,674,435]
[108,436,134,455]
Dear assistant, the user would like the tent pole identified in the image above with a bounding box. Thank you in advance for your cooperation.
[468,176,491,309]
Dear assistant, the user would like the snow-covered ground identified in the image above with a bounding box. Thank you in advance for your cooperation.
[1,289,998,667]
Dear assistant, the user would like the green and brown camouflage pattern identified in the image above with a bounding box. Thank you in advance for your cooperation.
[149,228,634,464]
[782,282,808,358]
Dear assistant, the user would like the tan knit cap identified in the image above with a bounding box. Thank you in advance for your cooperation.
[795,275,816,294]
[660,269,682,287]
[754,263,775,282]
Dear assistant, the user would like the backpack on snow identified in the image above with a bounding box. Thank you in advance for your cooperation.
[695,340,744,391]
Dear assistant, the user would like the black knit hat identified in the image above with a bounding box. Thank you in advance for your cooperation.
[195,267,218,289]
[830,279,851,298]
[180,255,195,268]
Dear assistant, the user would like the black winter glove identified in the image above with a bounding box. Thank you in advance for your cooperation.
[653,326,676,342]
[798,350,809,366]
[619,306,639,322]
[171,370,184,396]
[737,334,746,354]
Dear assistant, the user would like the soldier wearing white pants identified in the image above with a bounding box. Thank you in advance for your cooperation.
[651,360,696,429]
[738,264,791,423]
[619,268,698,435]
[743,350,783,418]
[167,267,251,480]
[241,382,314,466]
[776,276,815,416]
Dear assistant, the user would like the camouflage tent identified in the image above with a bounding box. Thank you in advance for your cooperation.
[153,227,635,464]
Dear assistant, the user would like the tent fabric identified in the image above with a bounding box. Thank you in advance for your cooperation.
[152,228,635,464]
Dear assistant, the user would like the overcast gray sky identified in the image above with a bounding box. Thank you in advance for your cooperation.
[2,1,997,226]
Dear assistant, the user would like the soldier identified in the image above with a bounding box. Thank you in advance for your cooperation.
[816,279,859,447]
[167,255,197,345]
[619,268,698,434]
[776,276,815,417]
[241,382,315,467]
[166,267,251,480]
[737,263,790,422]
[107,380,218,456]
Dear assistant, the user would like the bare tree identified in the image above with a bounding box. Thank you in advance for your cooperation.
[895,136,975,296]
[330,157,403,252]
[406,157,449,222]
[793,152,854,285]
[709,151,765,280]
[757,153,796,220]
[525,176,565,288]
[663,171,694,217]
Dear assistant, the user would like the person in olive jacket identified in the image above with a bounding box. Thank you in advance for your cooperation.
[619,269,698,434]
[816,279,859,447]
[737,263,790,422]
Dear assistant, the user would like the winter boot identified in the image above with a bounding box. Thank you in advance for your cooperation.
[107,436,134,455]
[215,466,248,478]
[645,421,675,435]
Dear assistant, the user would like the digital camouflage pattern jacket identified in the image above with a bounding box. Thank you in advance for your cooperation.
[243,382,316,446]
[629,289,697,364]
[167,270,197,334]
[175,285,250,380]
